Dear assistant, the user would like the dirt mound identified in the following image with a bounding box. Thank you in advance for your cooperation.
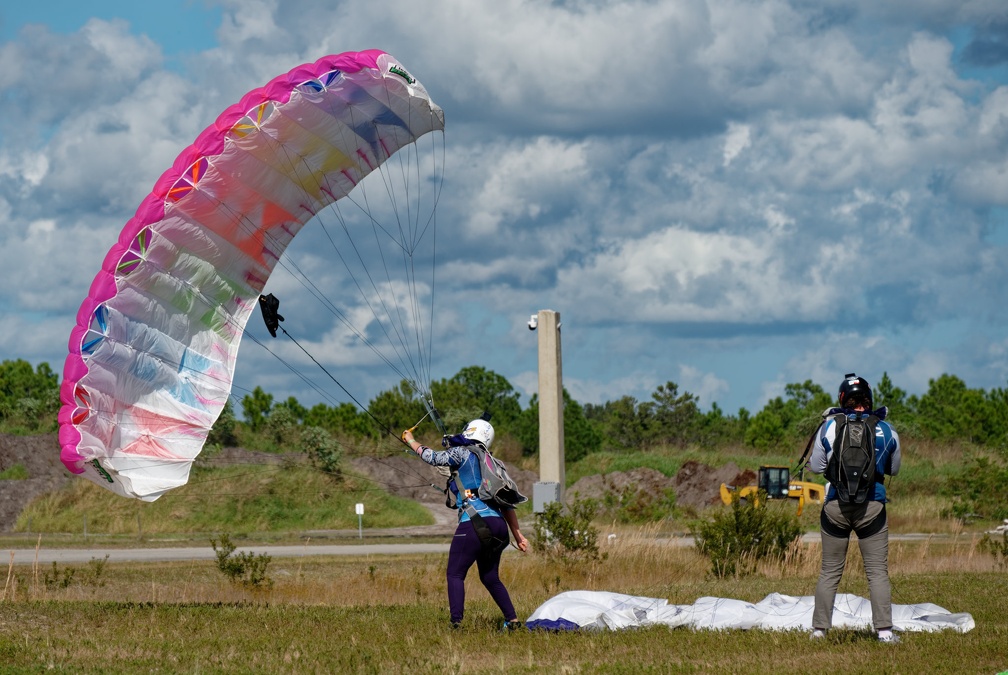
[568,467,673,501]
[567,460,752,511]
[727,468,757,490]
[0,433,70,532]
[674,460,751,509]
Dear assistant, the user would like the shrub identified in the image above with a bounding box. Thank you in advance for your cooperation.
[301,426,344,477]
[42,555,109,589]
[942,456,1008,521]
[692,492,802,578]
[211,534,273,588]
[532,497,602,562]
[206,400,239,447]
[979,530,1008,569]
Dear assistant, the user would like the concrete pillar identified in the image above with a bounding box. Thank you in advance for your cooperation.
[537,309,564,500]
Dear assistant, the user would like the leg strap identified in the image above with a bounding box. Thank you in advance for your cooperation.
[820,507,851,539]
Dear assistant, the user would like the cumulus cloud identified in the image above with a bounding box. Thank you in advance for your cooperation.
[4,0,1008,415]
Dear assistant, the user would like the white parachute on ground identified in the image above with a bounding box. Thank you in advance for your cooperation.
[526,590,975,633]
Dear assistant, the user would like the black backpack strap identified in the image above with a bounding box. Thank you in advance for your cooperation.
[794,423,822,475]
[444,466,461,509]
[464,504,508,551]
[865,414,885,485]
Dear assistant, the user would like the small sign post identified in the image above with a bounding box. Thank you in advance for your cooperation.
[355,503,364,539]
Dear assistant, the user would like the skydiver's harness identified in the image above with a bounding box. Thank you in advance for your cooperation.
[819,502,888,540]
[445,482,508,551]
[443,444,510,552]
[794,407,889,540]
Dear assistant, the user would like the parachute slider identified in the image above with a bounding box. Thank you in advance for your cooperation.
[258,293,285,338]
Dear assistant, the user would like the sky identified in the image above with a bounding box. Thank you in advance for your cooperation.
[2,0,1008,420]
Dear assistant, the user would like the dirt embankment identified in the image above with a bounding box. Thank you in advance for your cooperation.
[566,460,751,511]
[0,433,70,532]
[0,434,751,532]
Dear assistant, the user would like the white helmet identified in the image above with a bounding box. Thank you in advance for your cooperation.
[462,418,494,449]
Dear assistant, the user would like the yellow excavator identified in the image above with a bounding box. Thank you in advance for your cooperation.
[719,466,825,516]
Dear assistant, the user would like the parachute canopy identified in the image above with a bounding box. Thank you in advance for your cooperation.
[58,50,445,501]
[526,591,975,633]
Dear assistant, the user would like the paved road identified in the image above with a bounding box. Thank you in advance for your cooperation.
[3,532,956,565]
[4,542,453,565]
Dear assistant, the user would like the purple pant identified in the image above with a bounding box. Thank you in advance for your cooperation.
[446,516,516,624]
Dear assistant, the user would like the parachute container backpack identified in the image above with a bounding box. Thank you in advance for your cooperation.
[444,440,527,549]
[825,412,880,504]
[470,443,527,509]
[59,51,444,501]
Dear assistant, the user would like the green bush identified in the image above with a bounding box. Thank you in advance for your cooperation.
[942,455,1008,521]
[206,400,239,447]
[532,498,602,562]
[42,555,109,589]
[979,530,1008,569]
[211,534,273,588]
[692,492,802,578]
[301,425,344,477]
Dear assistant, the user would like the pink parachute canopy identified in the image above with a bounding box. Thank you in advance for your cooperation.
[58,50,444,501]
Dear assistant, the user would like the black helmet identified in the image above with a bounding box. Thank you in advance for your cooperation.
[838,372,872,409]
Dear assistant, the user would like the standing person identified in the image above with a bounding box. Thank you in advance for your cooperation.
[402,418,529,630]
[808,373,901,643]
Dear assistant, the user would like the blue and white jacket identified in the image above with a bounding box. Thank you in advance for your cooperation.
[418,445,506,523]
[808,409,901,503]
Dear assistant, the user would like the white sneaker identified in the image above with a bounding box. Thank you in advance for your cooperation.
[877,631,900,643]
[810,629,826,640]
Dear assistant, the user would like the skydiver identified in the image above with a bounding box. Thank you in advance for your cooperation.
[807,373,902,643]
[402,418,529,630]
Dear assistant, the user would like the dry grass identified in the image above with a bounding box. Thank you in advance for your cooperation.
[1,527,1006,673]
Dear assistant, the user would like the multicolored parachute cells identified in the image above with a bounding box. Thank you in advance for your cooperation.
[58,50,445,501]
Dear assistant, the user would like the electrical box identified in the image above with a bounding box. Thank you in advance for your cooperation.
[533,481,561,513]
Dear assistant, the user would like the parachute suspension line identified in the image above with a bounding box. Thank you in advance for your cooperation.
[183,82,444,438]
[308,117,442,402]
[378,126,437,401]
[267,320,413,445]
[193,107,430,393]
[319,196,425,392]
[167,163,418,392]
[341,114,432,399]
[423,127,446,421]
[239,328,349,410]
[336,75,441,407]
[385,116,447,410]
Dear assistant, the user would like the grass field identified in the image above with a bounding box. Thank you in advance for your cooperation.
[2,437,1006,671]
[2,526,1006,673]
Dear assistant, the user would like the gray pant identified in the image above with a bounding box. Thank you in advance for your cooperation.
[813,500,892,631]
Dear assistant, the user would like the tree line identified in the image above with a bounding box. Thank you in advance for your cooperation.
[3,358,1007,457]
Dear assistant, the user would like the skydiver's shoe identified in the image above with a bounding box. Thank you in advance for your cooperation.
[450,622,461,630]
[810,629,826,640]
[877,630,900,643]
[502,620,524,632]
